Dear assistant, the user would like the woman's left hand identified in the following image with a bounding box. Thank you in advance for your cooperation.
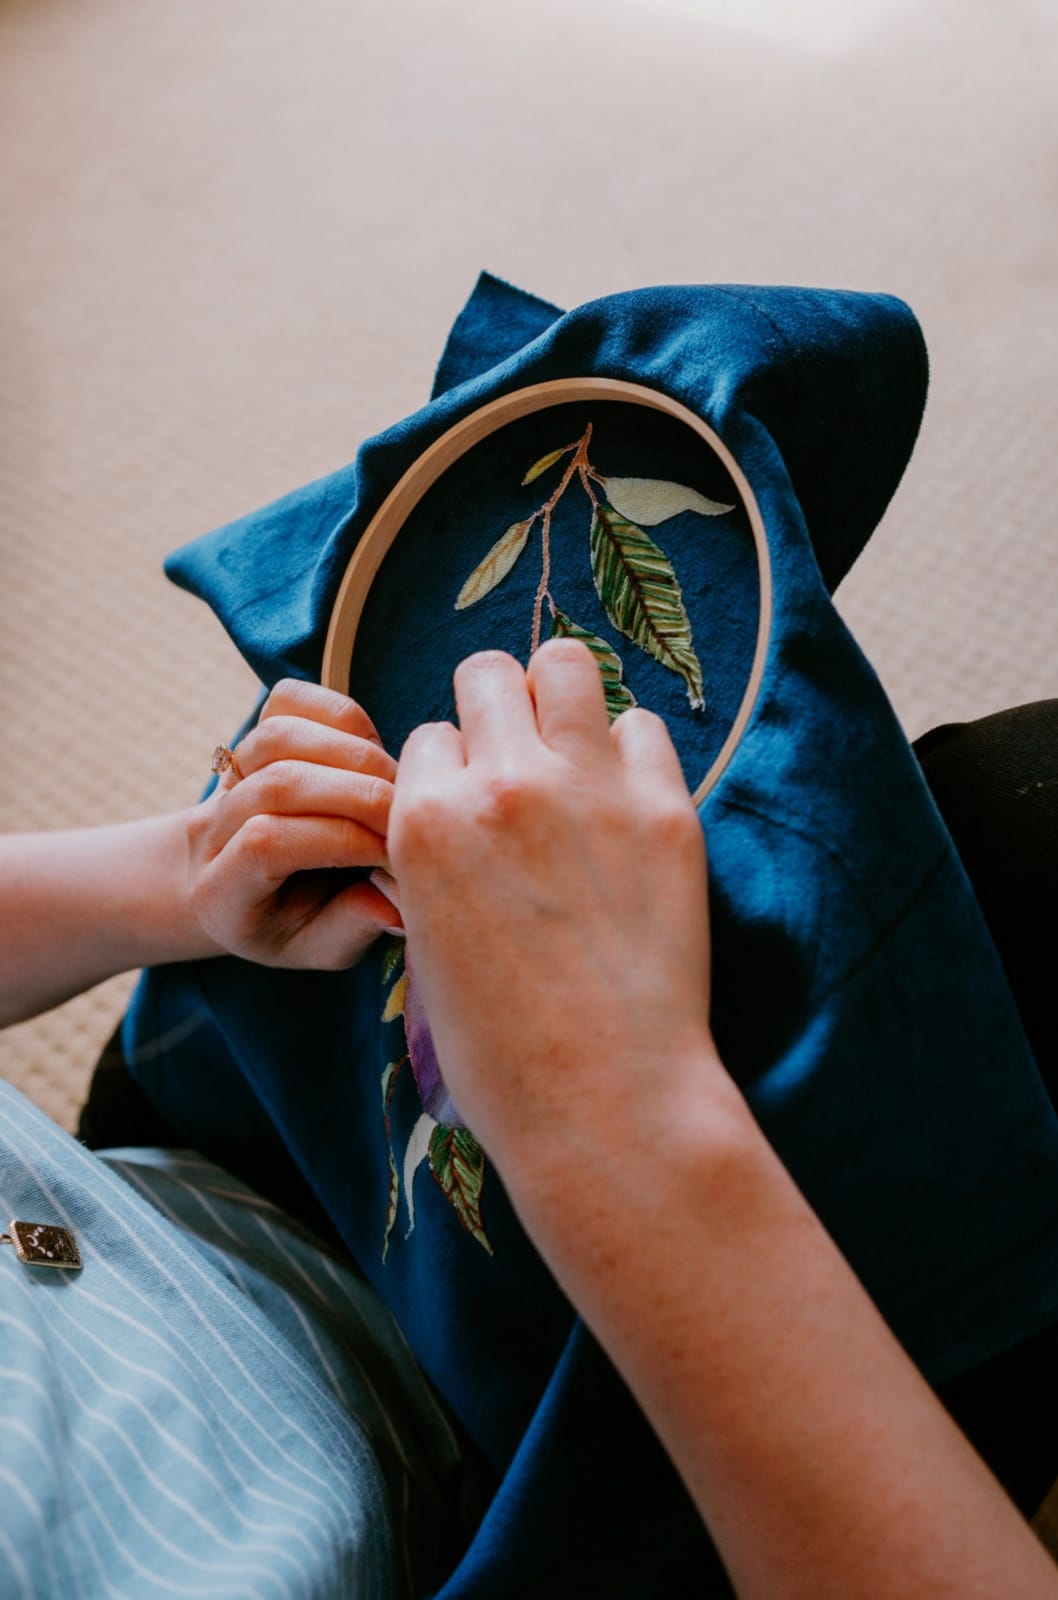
[185,679,405,970]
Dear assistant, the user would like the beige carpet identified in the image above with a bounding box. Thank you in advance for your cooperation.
[2,0,1056,1129]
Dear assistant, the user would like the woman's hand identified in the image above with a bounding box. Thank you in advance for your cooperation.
[387,640,728,1179]
[186,678,405,970]
[0,680,402,1028]
[387,643,1058,1600]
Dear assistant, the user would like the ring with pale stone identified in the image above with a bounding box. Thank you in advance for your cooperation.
[210,744,244,783]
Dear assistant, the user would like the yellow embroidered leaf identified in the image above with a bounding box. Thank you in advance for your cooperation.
[603,477,734,526]
[454,520,532,611]
[521,447,569,486]
[381,970,408,1023]
[428,1125,493,1255]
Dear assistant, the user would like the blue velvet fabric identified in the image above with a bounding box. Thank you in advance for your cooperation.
[124,273,1058,1597]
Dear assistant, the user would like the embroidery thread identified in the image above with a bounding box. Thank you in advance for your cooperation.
[378,940,493,1258]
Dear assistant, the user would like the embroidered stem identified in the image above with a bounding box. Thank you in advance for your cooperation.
[531,505,553,652]
[530,425,595,653]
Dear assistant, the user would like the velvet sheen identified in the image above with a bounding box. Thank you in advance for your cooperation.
[124,273,1058,1598]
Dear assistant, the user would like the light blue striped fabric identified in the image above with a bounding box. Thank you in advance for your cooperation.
[0,1079,469,1599]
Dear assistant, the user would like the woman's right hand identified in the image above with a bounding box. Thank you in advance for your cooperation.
[185,678,405,971]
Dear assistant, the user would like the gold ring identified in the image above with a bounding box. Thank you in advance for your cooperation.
[210,743,244,783]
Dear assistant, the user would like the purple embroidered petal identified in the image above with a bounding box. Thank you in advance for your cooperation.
[403,947,464,1127]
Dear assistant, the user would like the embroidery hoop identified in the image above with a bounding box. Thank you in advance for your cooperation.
[322,377,773,804]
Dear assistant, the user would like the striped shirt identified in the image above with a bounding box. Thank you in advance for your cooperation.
[0,1079,471,1598]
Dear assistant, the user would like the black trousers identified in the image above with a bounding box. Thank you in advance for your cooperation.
[77,701,1058,1517]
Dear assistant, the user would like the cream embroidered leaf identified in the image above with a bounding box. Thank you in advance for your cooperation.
[428,1125,493,1255]
[380,1056,405,1262]
[603,477,734,526]
[549,606,637,723]
[403,1111,437,1238]
[590,504,706,710]
[522,447,572,486]
[381,969,408,1023]
[455,520,533,611]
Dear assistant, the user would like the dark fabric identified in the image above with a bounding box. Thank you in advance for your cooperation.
[914,700,1058,1517]
[112,273,1058,1596]
[80,697,1058,1523]
[77,1020,185,1150]
[78,1021,347,1251]
[913,700,1058,1107]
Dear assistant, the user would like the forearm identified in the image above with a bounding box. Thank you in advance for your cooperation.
[0,813,221,1028]
[506,1059,1058,1600]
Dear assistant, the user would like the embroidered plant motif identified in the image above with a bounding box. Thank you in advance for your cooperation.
[455,424,733,716]
[375,434,733,1259]
[379,940,493,1260]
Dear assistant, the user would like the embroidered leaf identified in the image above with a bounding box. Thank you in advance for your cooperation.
[603,477,734,526]
[380,1055,406,1262]
[522,447,571,486]
[403,1111,437,1238]
[381,970,408,1023]
[455,520,533,611]
[590,504,705,711]
[428,1125,493,1255]
[380,937,404,987]
[550,606,637,723]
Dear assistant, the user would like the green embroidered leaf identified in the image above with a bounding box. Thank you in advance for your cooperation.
[550,606,637,723]
[428,1125,493,1256]
[381,970,408,1023]
[403,1111,437,1239]
[380,1055,406,1262]
[380,937,404,987]
[602,477,734,525]
[455,520,533,611]
[590,504,705,711]
[522,447,570,486]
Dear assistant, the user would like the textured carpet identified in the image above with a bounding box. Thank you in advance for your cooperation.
[2,0,1055,1128]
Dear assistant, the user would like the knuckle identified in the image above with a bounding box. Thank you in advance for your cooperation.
[238,812,277,866]
[261,679,294,720]
[254,771,285,813]
[255,762,299,812]
[186,805,210,846]
[475,769,539,825]
[648,797,701,846]
[362,773,392,821]
[349,729,390,769]
[390,792,451,857]
[271,676,310,705]
[322,690,372,735]
[245,717,280,763]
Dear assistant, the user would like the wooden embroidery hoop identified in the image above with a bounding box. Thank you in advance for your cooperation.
[322,377,773,804]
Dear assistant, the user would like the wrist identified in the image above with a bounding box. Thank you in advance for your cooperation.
[493,1037,763,1246]
[93,809,225,970]
[151,808,226,965]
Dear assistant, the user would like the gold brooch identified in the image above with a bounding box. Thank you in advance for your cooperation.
[1,1220,82,1270]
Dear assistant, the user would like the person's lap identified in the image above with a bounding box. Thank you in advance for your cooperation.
[75,699,1058,1518]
